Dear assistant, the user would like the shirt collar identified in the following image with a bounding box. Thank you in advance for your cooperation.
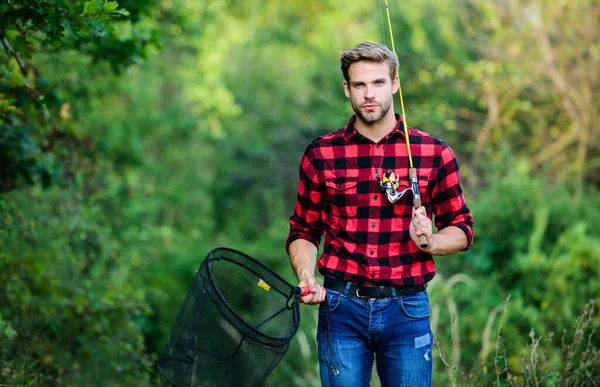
[343,114,406,144]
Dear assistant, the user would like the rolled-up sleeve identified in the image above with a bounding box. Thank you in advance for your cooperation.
[285,145,324,253]
[431,144,474,250]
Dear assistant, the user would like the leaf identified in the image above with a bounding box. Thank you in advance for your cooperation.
[81,1,101,17]
[104,1,120,12]
[108,9,130,17]
[4,325,17,340]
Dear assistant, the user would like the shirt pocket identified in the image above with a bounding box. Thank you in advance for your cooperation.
[325,177,358,218]
[393,179,430,217]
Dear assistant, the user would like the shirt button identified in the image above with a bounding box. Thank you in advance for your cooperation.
[376,144,380,148]
[373,195,378,200]
[369,250,374,255]
[338,183,343,188]
[371,223,376,228]
[375,169,379,173]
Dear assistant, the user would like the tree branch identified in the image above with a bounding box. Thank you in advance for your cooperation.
[0,29,27,74]
[470,78,531,172]
[472,89,499,166]
[527,3,581,123]
[532,124,578,167]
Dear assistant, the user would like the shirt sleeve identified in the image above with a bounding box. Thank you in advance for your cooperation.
[431,144,474,250]
[285,145,325,253]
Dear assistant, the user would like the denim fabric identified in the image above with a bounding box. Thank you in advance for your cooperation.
[317,284,432,387]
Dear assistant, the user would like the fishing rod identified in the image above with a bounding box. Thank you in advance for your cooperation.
[383,0,428,248]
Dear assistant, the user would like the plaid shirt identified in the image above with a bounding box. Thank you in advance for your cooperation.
[286,115,474,286]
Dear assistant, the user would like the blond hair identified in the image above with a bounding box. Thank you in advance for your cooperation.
[340,41,399,83]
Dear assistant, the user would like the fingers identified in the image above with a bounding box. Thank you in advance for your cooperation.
[413,206,427,217]
[412,207,430,234]
[414,224,431,238]
[414,225,431,238]
[299,284,326,305]
[411,206,433,251]
[298,277,327,305]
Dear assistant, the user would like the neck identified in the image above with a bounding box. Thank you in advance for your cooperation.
[354,109,398,143]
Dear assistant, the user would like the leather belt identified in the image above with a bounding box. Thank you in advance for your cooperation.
[324,276,426,298]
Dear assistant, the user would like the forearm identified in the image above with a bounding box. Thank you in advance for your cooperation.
[289,238,325,304]
[429,226,468,256]
[288,238,319,282]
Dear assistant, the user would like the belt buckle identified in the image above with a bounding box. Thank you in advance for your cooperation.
[355,285,374,298]
[355,286,367,298]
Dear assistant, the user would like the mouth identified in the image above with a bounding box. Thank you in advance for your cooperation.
[362,104,379,112]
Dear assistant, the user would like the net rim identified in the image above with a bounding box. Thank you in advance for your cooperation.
[204,246,301,346]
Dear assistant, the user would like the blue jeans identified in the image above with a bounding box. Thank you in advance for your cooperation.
[317,283,433,387]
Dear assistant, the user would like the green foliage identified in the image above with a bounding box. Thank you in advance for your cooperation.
[429,165,600,384]
[0,179,154,384]
[0,0,160,193]
[0,0,162,384]
[1,0,599,385]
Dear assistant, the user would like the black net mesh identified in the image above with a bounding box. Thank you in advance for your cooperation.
[158,247,301,386]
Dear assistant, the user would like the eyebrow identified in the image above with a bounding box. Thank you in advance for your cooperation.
[351,78,387,86]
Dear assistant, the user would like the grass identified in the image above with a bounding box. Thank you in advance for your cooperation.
[273,296,599,386]
[434,298,599,386]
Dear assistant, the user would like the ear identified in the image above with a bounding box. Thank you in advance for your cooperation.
[392,75,399,94]
[343,81,350,98]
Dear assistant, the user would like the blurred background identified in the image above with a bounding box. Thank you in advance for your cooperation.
[1,0,598,385]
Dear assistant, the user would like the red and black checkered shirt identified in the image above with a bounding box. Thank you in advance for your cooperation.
[286,115,474,286]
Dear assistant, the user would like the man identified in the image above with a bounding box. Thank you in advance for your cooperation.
[286,41,474,386]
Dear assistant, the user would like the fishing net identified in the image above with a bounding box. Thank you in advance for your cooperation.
[158,247,302,386]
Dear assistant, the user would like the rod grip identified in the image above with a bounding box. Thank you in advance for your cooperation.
[413,197,421,208]
[410,168,429,249]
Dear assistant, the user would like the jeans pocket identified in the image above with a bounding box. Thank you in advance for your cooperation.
[399,291,430,319]
[318,290,342,314]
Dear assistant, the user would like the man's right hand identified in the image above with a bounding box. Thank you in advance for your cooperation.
[298,275,326,305]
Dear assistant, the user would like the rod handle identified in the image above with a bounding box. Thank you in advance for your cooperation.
[411,173,429,249]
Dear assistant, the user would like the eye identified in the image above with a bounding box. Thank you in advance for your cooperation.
[375,80,385,85]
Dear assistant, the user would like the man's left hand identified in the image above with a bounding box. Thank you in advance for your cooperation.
[410,206,435,253]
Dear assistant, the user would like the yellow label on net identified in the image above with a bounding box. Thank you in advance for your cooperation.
[257,279,271,292]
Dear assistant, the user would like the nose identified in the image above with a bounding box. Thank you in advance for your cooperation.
[365,85,375,100]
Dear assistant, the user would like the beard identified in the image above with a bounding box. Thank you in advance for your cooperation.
[350,97,392,125]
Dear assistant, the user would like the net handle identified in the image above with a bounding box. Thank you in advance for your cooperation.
[296,286,327,297]
[297,286,310,296]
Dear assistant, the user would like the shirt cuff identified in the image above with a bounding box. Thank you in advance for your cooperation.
[454,223,474,251]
